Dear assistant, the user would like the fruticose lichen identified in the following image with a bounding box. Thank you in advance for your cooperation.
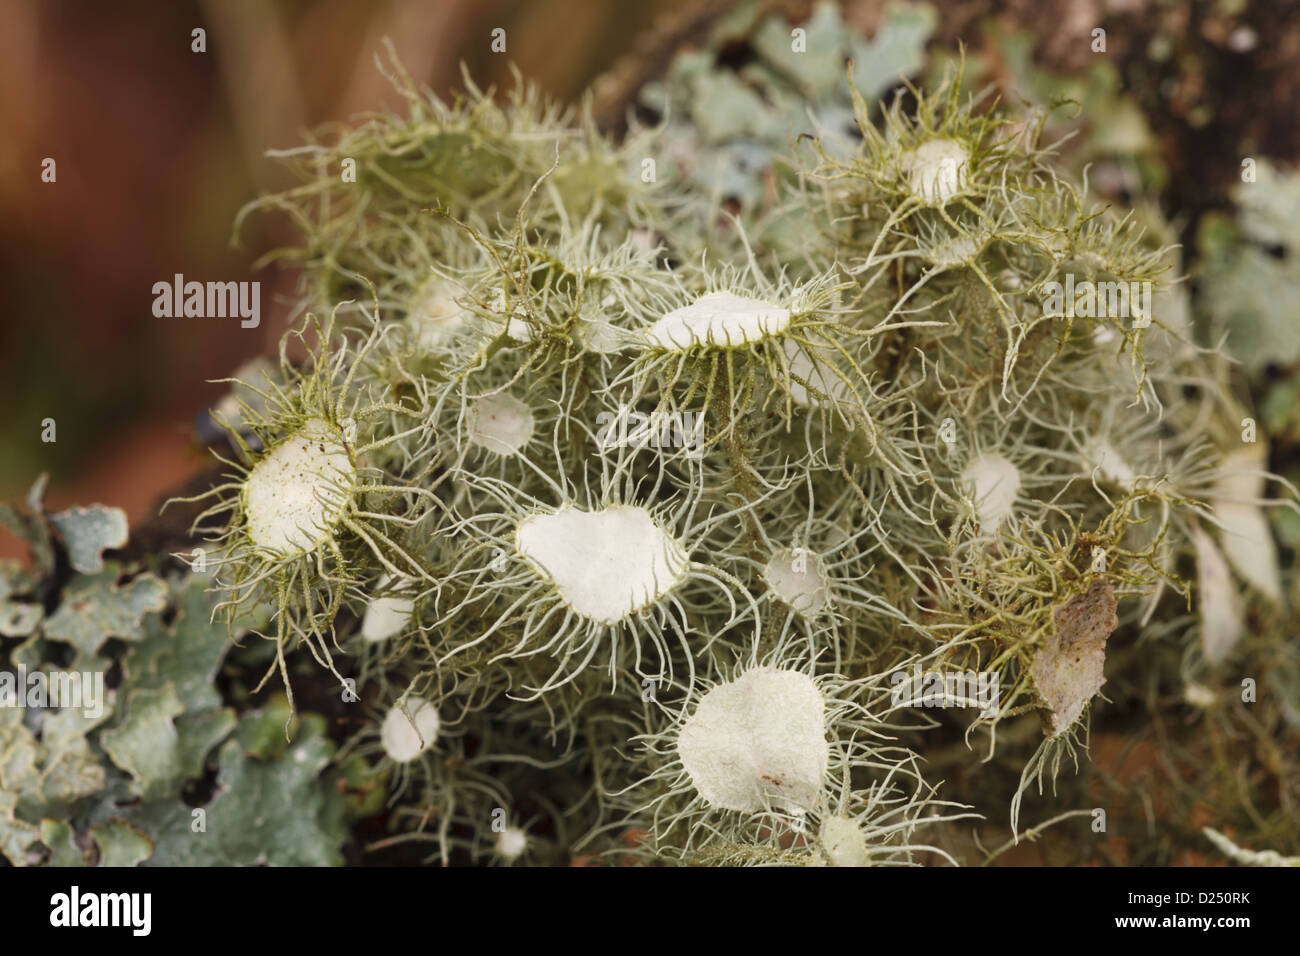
[167,8,1296,867]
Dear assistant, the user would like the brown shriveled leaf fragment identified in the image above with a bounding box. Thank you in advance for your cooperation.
[1030,579,1119,738]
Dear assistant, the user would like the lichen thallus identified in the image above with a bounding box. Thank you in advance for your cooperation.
[172,310,441,714]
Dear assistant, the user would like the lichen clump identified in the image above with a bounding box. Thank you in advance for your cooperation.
[189,16,1291,867]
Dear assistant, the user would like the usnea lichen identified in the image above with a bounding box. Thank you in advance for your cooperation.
[179,11,1298,867]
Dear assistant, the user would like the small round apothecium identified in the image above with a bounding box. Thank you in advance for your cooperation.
[819,814,870,867]
[961,452,1020,530]
[361,575,417,643]
[405,278,469,353]
[495,827,528,861]
[764,548,830,616]
[380,697,441,763]
[466,393,535,456]
[900,138,970,205]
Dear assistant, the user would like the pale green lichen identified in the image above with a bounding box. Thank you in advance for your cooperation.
[6,4,1283,869]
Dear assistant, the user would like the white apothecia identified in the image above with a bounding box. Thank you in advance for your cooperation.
[961,453,1021,529]
[646,292,792,350]
[495,827,528,860]
[361,574,417,643]
[1210,447,1282,603]
[676,666,828,815]
[493,289,536,344]
[783,339,849,407]
[900,138,969,204]
[1193,525,1242,666]
[406,279,469,352]
[243,417,354,555]
[1084,438,1138,489]
[576,313,630,354]
[466,393,535,456]
[576,292,632,355]
[819,813,870,867]
[380,697,441,763]
[505,314,535,343]
[514,504,689,624]
[763,548,830,616]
